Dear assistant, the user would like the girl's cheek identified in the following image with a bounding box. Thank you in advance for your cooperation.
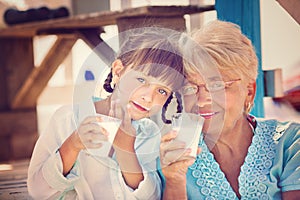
[149,104,162,115]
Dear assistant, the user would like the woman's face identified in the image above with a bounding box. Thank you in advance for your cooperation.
[182,72,248,139]
[114,69,172,120]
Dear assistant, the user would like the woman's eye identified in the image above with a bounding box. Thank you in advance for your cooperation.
[209,81,224,91]
[137,77,146,83]
[158,89,168,96]
[182,86,197,95]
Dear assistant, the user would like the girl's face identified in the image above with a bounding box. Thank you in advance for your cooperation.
[182,72,251,138]
[114,68,172,120]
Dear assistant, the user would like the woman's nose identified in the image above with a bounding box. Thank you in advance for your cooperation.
[196,87,212,107]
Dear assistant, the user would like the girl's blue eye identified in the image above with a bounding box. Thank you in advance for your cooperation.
[158,89,168,96]
[137,77,146,83]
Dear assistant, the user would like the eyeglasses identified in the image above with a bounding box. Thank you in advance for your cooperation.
[181,79,241,95]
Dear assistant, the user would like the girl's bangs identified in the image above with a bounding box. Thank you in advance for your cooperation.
[133,63,185,91]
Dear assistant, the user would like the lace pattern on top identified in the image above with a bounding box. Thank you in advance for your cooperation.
[189,120,283,200]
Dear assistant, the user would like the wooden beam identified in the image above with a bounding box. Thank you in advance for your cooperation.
[78,28,116,66]
[117,16,186,32]
[276,0,300,25]
[0,5,215,37]
[11,36,77,109]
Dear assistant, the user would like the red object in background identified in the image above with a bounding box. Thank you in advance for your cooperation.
[277,72,300,112]
[283,88,300,111]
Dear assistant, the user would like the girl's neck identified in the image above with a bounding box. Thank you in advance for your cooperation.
[94,95,112,116]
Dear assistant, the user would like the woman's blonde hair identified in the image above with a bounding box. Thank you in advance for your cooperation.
[184,20,258,83]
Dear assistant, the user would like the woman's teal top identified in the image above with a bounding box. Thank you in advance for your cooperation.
[160,119,300,199]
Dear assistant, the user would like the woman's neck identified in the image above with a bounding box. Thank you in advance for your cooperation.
[211,115,253,156]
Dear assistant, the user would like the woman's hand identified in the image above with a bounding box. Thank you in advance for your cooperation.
[160,130,196,178]
[160,130,198,200]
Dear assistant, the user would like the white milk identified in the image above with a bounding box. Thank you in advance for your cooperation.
[88,115,121,156]
[172,113,204,158]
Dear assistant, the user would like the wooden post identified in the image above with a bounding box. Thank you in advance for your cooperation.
[0,110,38,161]
[0,37,38,161]
[0,38,34,109]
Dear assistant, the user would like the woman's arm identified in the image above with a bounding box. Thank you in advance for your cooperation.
[162,160,193,200]
[160,130,196,200]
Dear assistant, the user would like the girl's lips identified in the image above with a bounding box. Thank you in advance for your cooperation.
[199,111,218,119]
[131,101,150,112]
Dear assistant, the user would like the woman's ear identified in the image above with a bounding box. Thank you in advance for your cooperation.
[246,82,256,102]
[111,59,124,84]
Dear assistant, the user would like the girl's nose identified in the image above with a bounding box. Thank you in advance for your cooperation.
[141,86,155,102]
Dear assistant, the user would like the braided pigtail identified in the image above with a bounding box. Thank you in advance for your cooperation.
[175,92,183,113]
[161,93,173,124]
[103,70,114,93]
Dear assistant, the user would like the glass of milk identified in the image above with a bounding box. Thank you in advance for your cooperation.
[171,112,204,158]
[88,114,122,156]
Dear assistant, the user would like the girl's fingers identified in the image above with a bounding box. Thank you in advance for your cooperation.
[80,131,109,148]
[79,123,109,136]
[123,104,131,126]
[109,99,123,119]
[81,116,102,125]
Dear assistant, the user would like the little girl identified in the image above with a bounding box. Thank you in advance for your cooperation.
[27,27,184,199]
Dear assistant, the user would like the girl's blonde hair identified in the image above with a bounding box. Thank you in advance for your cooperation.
[107,27,184,92]
[103,27,185,124]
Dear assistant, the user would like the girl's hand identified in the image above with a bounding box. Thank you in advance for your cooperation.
[73,116,109,151]
[109,100,136,137]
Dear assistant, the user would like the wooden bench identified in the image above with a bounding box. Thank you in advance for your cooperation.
[0,159,30,199]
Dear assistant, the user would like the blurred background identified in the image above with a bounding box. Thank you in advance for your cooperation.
[0,0,299,198]
[0,0,299,161]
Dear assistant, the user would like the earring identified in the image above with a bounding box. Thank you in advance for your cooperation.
[245,102,252,113]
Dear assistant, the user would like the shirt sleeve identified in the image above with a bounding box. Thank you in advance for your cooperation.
[27,105,80,199]
[118,167,162,200]
[278,122,300,192]
[42,151,80,190]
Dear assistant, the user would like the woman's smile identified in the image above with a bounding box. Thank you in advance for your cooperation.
[198,111,219,119]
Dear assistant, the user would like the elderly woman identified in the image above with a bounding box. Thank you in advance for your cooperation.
[159,20,300,199]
